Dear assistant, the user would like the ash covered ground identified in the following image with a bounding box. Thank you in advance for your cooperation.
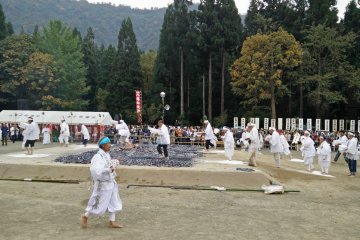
[55,144,202,167]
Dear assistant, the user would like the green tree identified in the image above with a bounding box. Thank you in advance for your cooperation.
[82,27,98,110]
[197,0,222,121]
[0,3,12,41]
[306,0,338,27]
[106,18,142,121]
[217,0,243,115]
[140,50,157,94]
[36,20,89,110]
[342,0,360,68]
[302,25,357,118]
[23,52,60,109]
[0,34,35,103]
[230,29,303,118]
[96,44,117,111]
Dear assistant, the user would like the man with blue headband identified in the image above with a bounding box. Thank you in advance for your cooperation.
[81,136,123,228]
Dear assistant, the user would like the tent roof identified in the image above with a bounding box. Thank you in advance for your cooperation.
[0,110,113,125]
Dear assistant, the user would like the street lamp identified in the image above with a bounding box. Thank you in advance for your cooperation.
[160,92,170,120]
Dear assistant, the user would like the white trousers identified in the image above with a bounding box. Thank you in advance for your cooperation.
[85,182,122,221]
[304,157,314,171]
[274,153,281,167]
[59,134,69,144]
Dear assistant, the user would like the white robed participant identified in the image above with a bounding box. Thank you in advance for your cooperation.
[81,124,90,147]
[24,117,39,155]
[280,133,292,159]
[300,131,316,171]
[316,136,331,174]
[204,120,216,151]
[267,127,284,168]
[344,132,358,177]
[59,119,70,147]
[246,123,260,167]
[81,136,123,228]
[221,127,235,161]
[149,120,170,159]
[115,120,130,146]
[42,125,51,145]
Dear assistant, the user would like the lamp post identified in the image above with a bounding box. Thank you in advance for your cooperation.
[160,92,170,120]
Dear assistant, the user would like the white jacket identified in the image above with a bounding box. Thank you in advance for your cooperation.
[301,136,316,158]
[116,122,130,137]
[26,122,40,140]
[317,141,331,162]
[157,124,170,145]
[222,131,235,150]
[90,149,117,191]
[269,131,283,153]
[248,128,260,149]
[60,122,70,136]
[81,124,90,140]
[205,123,215,140]
[346,137,358,160]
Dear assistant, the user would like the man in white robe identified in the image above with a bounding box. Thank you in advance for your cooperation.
[280,132,292,160]
[221,126,235,161]
[24,117,39,155]
[81,136,123,228]
[246,123,260,167]
[156,120,170,159]
[81,124,90,147]
[268,127,284,168]
[42,124,51,145]
[59,119,70,147]
[332,130,348,163]
[316,136,332,174]
[300,131,316,171]
[204,120,216,151]
[116,120,130,147]
[344,132,358,177]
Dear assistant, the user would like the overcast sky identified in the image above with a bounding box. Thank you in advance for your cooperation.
[87,0,354,18]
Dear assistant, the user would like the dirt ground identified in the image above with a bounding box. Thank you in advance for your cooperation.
[0,143,360,240]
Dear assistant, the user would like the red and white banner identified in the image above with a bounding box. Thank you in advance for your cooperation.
[135,90,142,124]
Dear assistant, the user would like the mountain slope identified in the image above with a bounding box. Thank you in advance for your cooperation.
[0,0,166,51]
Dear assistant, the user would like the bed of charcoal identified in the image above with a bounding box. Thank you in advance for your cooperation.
[55,144,202,167]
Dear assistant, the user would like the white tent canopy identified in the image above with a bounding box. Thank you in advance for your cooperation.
[0,110,114,126]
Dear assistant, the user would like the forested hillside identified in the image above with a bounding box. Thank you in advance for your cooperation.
[0,0,166,51]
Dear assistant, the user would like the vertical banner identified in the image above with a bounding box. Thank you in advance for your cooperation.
[339,119,345,130]
[291,118,296,130]
[298,118,304,130]
[350,120,355,132]
[271,119,276,128]
[285,118,291,130]
[315,119,321,131]
[277,118,283,130]
[264,118,269,130]
[324,119,330,131]
[255,118,260,129]
[358,120,360,133]
[233,117,238,129]
[307,119,312,131]
[135,90,142,124]
[241,118,246,129]
[332,119,337,132]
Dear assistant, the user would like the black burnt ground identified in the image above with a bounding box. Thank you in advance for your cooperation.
[55,145,202,167]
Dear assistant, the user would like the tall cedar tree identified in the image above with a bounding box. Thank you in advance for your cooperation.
[106,18,142,122]
[217,0,243,115]
[197,0,222,121]
[342,0,360,68]
[82,27,98,110]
